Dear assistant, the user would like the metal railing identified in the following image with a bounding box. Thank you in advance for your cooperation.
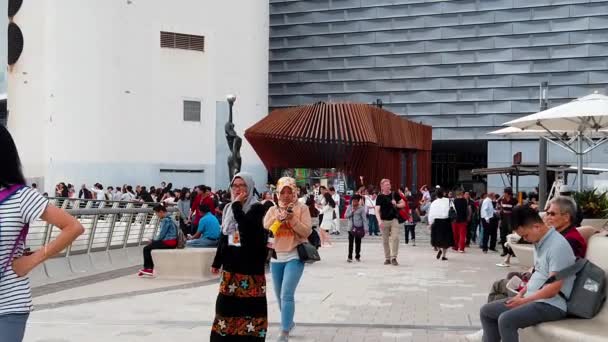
[28,198,181,257]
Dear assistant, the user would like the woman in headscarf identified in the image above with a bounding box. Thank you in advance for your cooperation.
[263,177,312,342]
[210,173,269,341]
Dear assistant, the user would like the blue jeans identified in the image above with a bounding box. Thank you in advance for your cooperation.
[270,259,305,332]
[367,214,379,235]
[0,313,29,342]
[186,237,218,248]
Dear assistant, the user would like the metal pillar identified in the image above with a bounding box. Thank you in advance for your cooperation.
[538,81,549,209]
[577,133,584,192]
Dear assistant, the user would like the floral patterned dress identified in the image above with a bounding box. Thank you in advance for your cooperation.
[211,201,268,341]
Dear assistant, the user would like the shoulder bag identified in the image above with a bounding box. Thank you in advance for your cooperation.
[297,242,321,264]
[350,209,366,238]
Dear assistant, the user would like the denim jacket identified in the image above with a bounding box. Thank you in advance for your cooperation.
[155,217,177,241]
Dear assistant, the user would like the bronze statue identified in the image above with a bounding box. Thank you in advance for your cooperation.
[225,95,242,181]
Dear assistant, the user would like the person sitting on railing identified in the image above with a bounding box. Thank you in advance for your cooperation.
[90,183,106,201]
[121,186,136,202]
[186,204,220,248]
[162,191,176,205]
[138,204,178,277]
[137,186,154,203]
[78,184,93,200]
[112,186,122,201]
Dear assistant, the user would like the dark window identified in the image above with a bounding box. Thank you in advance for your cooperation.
[161,32,205,52]
[183,100,202,122]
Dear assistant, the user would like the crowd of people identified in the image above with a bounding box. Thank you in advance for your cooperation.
[1,117,602,342]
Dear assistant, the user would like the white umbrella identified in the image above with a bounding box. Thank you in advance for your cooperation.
[503,92,608,191]
[488,126,555,136]
[505,93,608,131]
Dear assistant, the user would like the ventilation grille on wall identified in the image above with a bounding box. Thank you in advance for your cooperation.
[161,32,205,52]
[183,100,201,122]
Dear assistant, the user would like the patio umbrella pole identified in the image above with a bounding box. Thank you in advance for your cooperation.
[538,81,549,209]
[577,133,583,192]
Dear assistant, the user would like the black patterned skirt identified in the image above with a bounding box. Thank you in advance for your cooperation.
[431,218,454,249]
[210,271,268,341]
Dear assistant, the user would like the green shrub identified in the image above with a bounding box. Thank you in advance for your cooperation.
[572,189,608,219]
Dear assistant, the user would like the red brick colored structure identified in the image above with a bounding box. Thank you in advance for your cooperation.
[245,102,432,190]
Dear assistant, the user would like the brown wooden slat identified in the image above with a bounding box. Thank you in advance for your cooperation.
[244,102,432,189]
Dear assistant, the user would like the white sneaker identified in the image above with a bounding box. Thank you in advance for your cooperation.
[464,329,483,342]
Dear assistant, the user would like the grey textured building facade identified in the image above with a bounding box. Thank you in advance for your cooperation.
[269,0,608,190]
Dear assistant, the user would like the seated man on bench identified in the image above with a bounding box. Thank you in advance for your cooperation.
[479,205,576,342]
[487,197,587,303]
[186,204,220,248]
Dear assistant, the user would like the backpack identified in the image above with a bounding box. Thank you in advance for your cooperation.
[173,218,187,249]
[545,258,606,319]
[0,185,29,279]
[391,192,406,224]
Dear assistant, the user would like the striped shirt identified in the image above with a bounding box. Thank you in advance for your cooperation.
[0,187,48,316]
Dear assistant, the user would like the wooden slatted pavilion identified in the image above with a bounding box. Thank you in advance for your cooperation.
[245,102,432,190]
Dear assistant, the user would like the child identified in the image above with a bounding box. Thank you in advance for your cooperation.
[345,195,368,262]
[139,204,177,277]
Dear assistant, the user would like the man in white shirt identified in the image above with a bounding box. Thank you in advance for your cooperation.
[480,192,498,253]
[365,191,379,236]
[90,183,106,201]
[112,186,123,201]
[330,187,341,235]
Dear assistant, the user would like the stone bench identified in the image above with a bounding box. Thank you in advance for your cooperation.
[520,232,608,342]
[152,248,218,280]
[510,243,534,268]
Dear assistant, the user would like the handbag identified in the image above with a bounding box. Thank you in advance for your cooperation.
[308,228,321,248]
[297,242,321,264]
[351,225,365,238]
[350,212,365,238]
[448,199,457,221]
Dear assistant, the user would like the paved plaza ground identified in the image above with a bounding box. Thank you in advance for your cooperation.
[26,225,520,341]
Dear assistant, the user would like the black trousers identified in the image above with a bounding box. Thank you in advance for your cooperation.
[143,240,175,269]
[404,223,416,243]
[482,217,498,252]
[466,219,477,245]
[348,232,362,260]
[499,216,515,256]
[179,218,193,235]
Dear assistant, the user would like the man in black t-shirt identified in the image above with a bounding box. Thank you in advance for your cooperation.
[374,178,405,266]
